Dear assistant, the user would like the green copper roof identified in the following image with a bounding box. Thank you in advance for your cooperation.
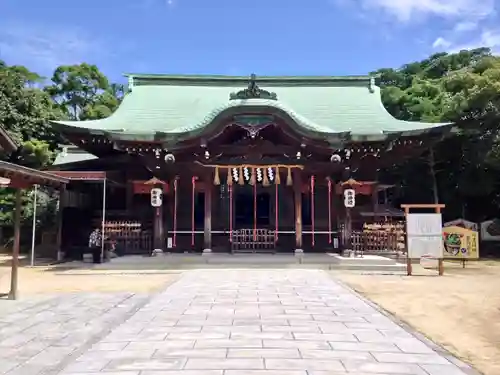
[51,74,451,141]
[53,145,97,166]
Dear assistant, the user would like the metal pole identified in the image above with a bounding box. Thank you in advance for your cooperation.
[30,184,38,267]
[101,178,107,261]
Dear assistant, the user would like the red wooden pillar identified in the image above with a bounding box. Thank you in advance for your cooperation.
[152,183,165,254]
[8,189,22,300]
[56,185,67,261]
[371,182,379,221]
[126,179,133,211]
[343,183,353,254]
[293,172,303,255]
[203,181,213,254]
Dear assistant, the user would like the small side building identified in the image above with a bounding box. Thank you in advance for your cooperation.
[0,126,68,299]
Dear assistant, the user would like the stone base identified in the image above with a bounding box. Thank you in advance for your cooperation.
[329,253,400,266]
[342,249,358,258]
[152,249,164,257]
[202,248,212,256]
[57,251,65,261]
[294,249,304,256]
[7,290,17,300]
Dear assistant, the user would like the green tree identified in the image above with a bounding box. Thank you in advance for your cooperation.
[10,139,54,169]
[0,61,124,227]
[80,82,124,120]
[376,48,500,221]
[0,61,62,146]
[0,61,61,227]
[46,63,111,120]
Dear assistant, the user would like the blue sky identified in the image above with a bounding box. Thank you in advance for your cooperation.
[0,0,499,83]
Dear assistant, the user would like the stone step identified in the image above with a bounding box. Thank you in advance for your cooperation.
[327,253,400,266]
[58,254,407,273]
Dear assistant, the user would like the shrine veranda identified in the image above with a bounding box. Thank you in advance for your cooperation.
[47,74,453,255]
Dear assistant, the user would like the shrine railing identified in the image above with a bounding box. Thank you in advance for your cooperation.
[230,229,276,253]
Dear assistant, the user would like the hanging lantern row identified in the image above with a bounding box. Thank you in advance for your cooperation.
[124,146,166,153]
[332,139,424,155]
[80,138,112,145]
[212,165,303,186]
[78,138,424,158]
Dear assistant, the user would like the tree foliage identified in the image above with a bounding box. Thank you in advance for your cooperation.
[0,60,123,227]
[373,48,500,221]
[0,62,60,145]
[45,63,124,120]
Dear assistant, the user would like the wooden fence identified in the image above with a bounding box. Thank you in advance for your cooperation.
[351,230,403,254]
[231,228,276,253]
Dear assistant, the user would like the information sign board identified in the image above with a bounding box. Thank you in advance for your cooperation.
[407,213,443,259]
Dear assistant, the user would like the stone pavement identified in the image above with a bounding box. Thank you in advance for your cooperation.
[0,292,150,375]
[1,270,474,375]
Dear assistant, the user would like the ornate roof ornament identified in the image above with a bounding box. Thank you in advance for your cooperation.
[369,76,375,93]
[230,74,278,101]
[128,76,134,92]
[233,115,274,138]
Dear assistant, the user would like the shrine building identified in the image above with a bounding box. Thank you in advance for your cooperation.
[48,74,453,256]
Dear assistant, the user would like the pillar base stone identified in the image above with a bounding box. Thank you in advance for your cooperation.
[294,249,304,256]
[152,248,164,256]
[342,249,353,257]
[202,248,212,256]
[7,291,17,300]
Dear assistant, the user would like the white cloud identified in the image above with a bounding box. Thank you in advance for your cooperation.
[480,30,500,47]
[453,21,478,32]
[0,23,108,76]
[132,0,176,9]
[448,29,500,53]
[432,37,452,49]
[338,0,498,55]
[360,0,495,22]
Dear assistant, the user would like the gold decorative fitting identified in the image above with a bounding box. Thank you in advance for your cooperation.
[213,166,220,185]
[250,167,256,186]
[226,167,233,186]
[238,166,244,185]
[263,169,269,186]
[144,177,165,186]
[275,167,280,184]
[341,178,362,186]
[286,167,293,186]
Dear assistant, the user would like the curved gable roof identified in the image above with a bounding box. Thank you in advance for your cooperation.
[51,74,452,141]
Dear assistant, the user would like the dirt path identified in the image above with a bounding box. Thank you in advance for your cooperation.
[0,266,181,295]
[334,261,500,375]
